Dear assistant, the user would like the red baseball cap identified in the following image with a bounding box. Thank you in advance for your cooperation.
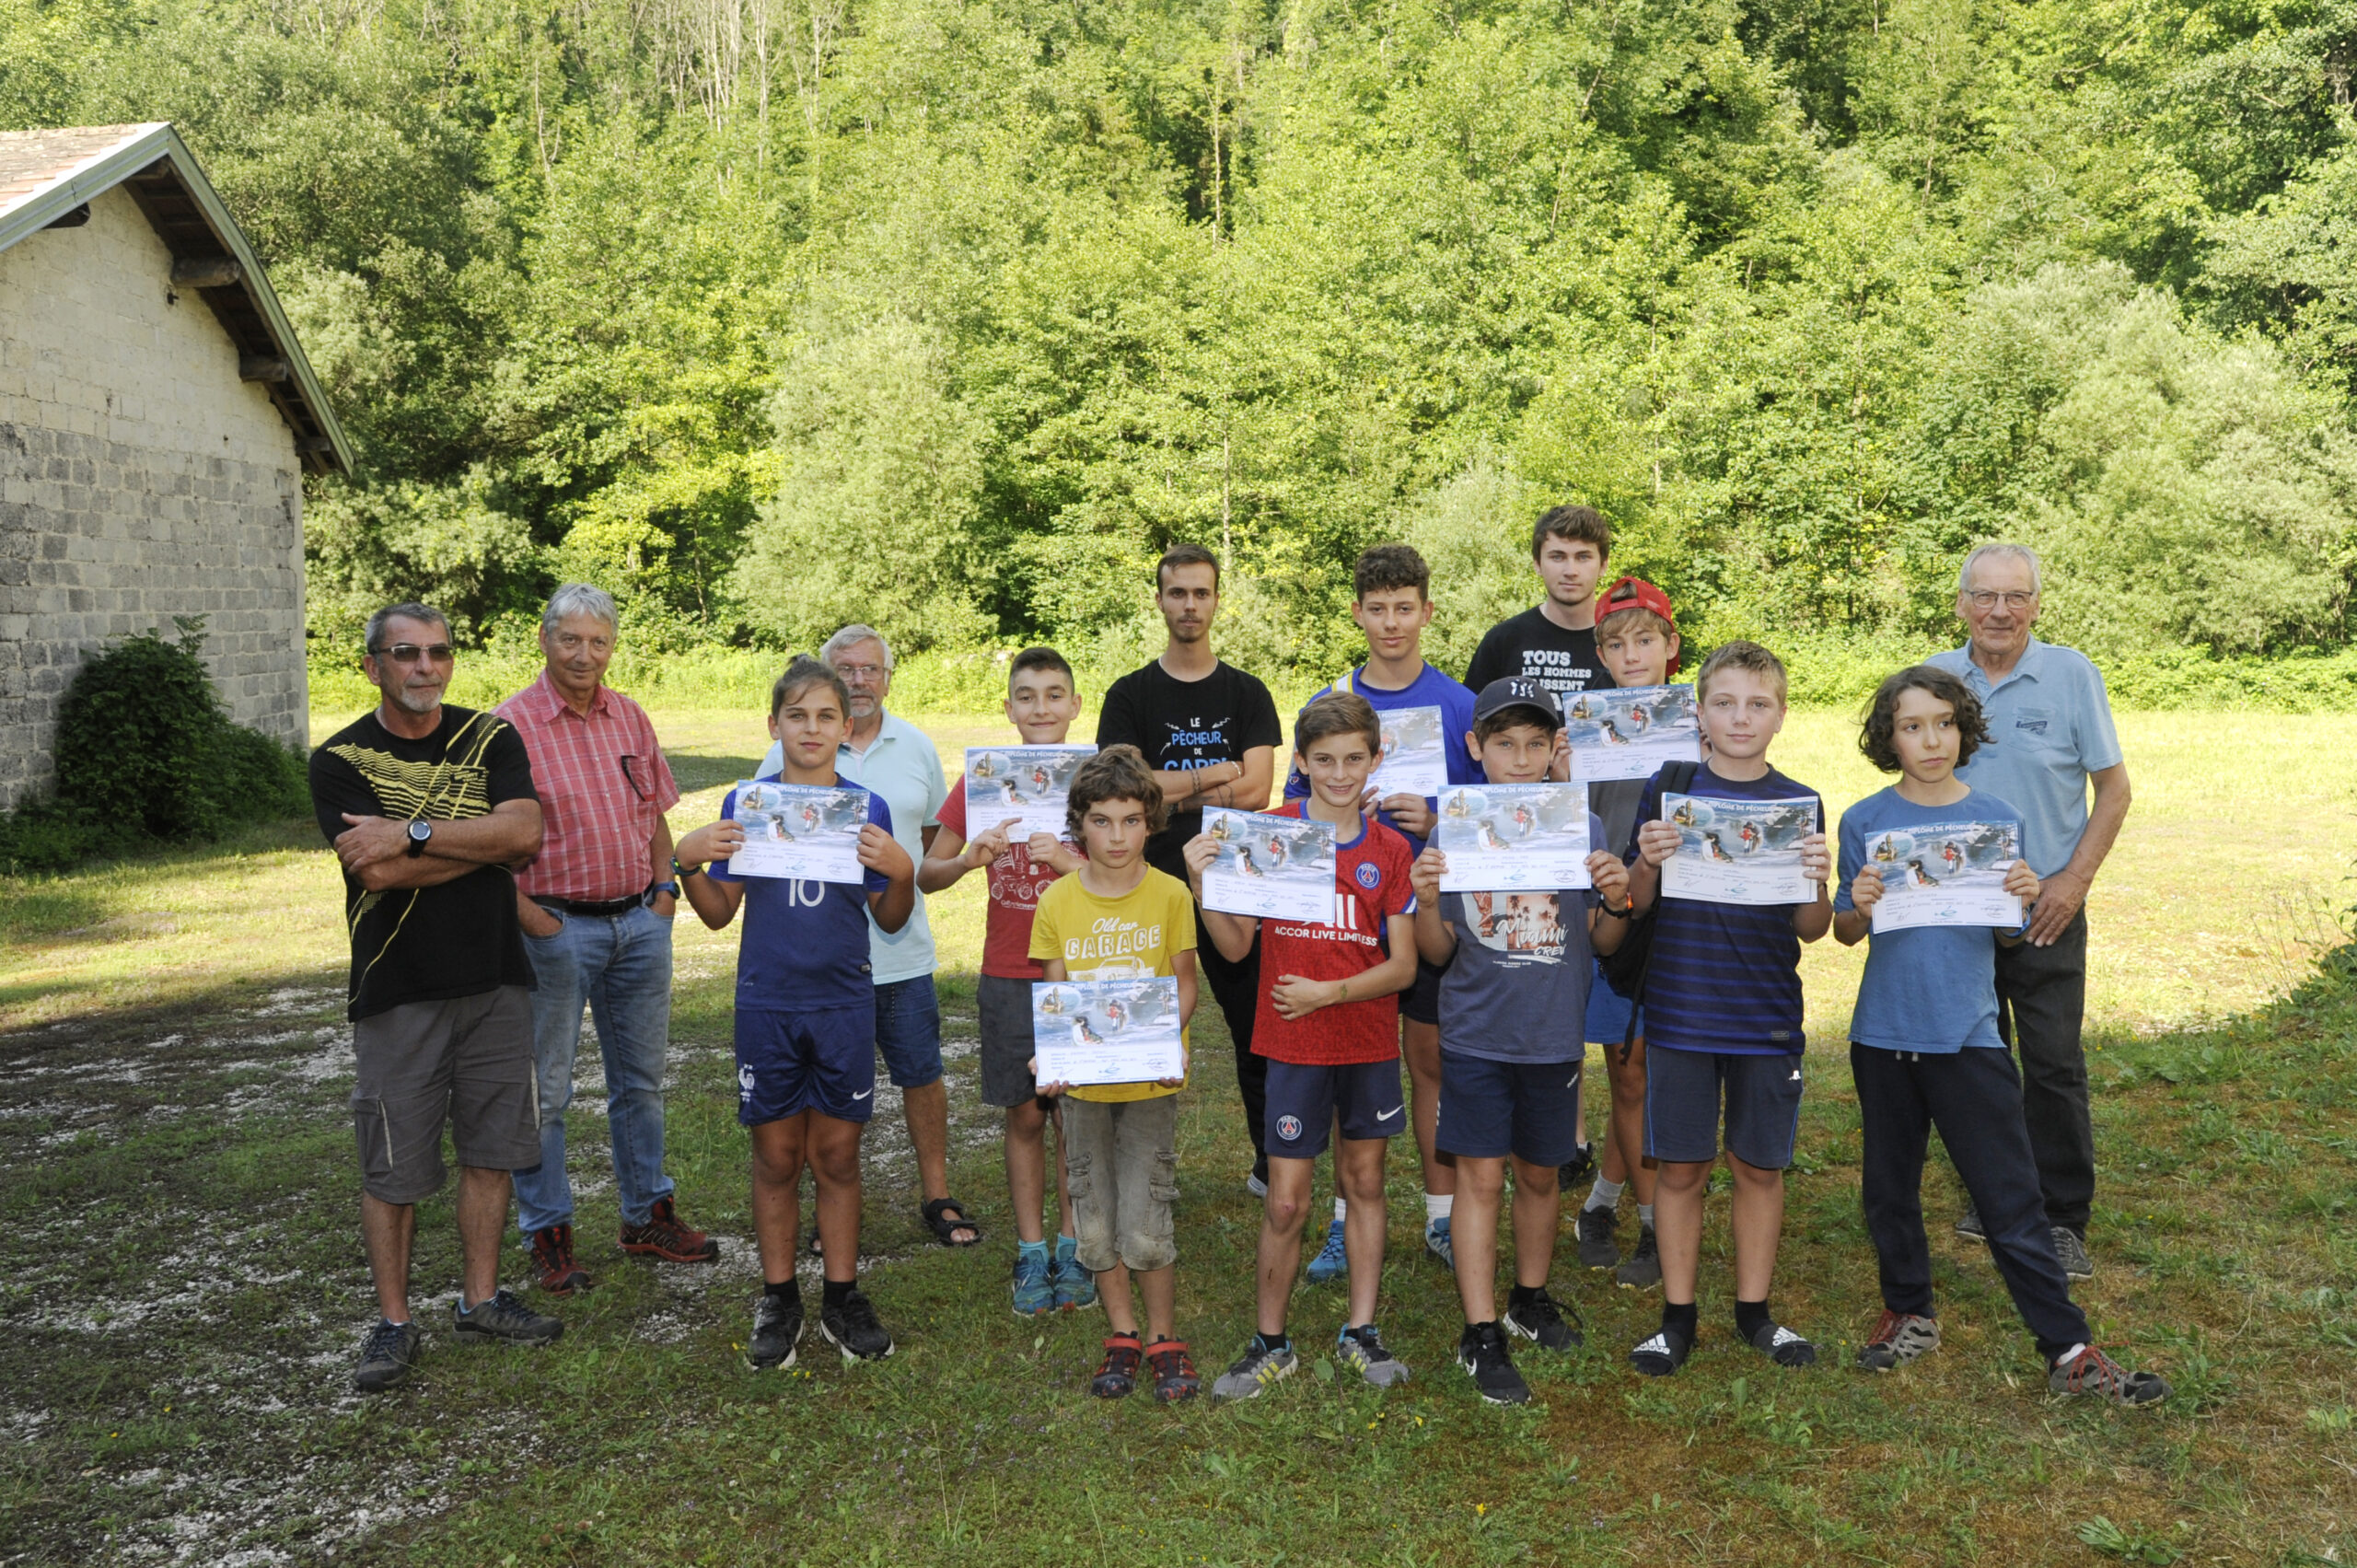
[1595,576,1680,672]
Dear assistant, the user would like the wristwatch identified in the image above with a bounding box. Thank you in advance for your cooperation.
[1596,898,1631,918]
[405,819,433,858]
[645,879,680,905]
[672,856,702,880]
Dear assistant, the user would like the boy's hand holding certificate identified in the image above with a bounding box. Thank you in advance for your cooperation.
[727,781,870,884]
[964,745,1095,842]
[1369,705,1447,800]
[1864,820,2028,933]
[1031,977,1185,1088]
[1199,808,1336,924]
[1564,685,1701,783]
[1431,784,1593,891]
[1657,794,1820,905]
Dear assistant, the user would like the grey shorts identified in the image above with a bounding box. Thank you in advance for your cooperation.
[1062,1093,1179,1274]
[977,974,1046,1109]
[351,985,540,1204]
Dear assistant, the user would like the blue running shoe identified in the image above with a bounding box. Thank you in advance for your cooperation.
[1424,1215,1456,1272]
[1012,1244,1053,1317]
[1306,1217,1348,1283]
[1051,1239,1097,1311]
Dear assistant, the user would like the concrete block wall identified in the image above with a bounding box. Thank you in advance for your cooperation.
[0,186,308,813]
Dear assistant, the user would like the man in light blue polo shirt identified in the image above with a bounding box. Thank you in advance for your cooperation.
[1928,543,2131,1282]
[761,625,979,1247]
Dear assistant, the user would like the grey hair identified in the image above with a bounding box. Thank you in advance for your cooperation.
[822,623,895,671]
[1957,542,2043,598]
[366,601,449,654]
[542,582,619,635]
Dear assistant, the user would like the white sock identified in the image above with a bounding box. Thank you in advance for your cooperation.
[1425,1191,1454,1223]
[1332,1196,1349,1223]
[2056,1342,2087,1367]
[1584,1175,1624,1213]
[1638,1202,1655,1228]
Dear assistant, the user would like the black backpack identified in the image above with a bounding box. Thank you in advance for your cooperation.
[1593,760,1701,1027]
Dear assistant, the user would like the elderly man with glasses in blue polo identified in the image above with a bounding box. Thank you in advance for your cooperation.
[1928,544,2132,1284]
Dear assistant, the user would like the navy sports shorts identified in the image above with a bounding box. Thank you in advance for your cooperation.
[736,1004,877,1126]
[1401,954,1448,1026]
[1584,957,1641,1045]
[1643,1045,1804,1168]
[1262,1058,1407,1159]
[1434,1050,1584,1167]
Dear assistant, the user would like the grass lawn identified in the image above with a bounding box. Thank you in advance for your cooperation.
[0,703,2351,1566]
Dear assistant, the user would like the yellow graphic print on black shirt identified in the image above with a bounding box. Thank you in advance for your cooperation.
[309,705,540,1021]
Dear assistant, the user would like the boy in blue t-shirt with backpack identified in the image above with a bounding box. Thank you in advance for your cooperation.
[1621,641,1829,1376]
[1833,665,2168,1404]
[675,656,916,1373]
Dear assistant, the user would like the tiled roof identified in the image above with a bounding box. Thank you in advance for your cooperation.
[0,123,162,219]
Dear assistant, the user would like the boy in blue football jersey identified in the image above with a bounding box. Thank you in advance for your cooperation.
[676,656,915,1372]
[1833,665,2168,1404]
[1283,544,1480,1273]
[1622,642,1830,1376]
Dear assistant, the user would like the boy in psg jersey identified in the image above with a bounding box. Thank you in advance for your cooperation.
[1283,544,1480,1275]
[675,656,916,1371]
[1621,642,1830,1376]
[1194,693,1422,1397]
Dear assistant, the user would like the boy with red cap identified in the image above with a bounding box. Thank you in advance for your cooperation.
[1573,576,1681,1288]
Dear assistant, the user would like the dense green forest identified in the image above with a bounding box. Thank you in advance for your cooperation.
[5,0,2355,677]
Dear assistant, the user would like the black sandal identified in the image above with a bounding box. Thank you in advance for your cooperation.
[921,1197,982,1247]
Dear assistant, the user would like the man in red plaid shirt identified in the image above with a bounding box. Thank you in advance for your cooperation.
[498,585,718,1294]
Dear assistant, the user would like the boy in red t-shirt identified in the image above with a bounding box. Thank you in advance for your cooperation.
[1183,693,1420,1395]
[921,647,1089,1315]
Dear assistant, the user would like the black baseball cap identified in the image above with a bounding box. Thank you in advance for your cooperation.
[1471,676,1563,730]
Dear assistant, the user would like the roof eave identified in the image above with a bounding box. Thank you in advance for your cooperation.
[0,123,354,476]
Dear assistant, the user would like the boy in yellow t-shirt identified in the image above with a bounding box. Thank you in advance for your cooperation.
[1028,745,1201,1403]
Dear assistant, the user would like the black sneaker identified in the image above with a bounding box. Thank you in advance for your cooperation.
[2050,1226,2094,1281]
[1747,1318,1818,1367]
[1954,1203,1985,1240]
[1557,1143,1596,1190]
[747,1292,804,1370]
[1504,1288,1583,1352]
[354,1318,422,1392]
[1855,1309,1939,1372]
[452,1288,563,1345]
[1629,1322,1693,1377]
[819,1286,895,1362]
[1574,1205,1620,1270]
[1457,1321,1530,1405]
[1615,1225,1662,1290]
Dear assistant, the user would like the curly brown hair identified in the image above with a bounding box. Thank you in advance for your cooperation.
[1064,744,1169,845]
[1859,665,1990,773]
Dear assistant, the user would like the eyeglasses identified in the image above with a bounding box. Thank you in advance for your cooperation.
[835,663,887,680]
[1964,591,2036,610]
[620,754,652,802]
[368,643,457,664]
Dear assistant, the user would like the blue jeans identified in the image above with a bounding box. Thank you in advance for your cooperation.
[514,901,676,1233]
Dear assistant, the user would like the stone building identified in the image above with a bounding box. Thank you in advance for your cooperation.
[0,122,349,812]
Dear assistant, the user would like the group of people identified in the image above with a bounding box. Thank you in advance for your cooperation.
[312,505,2165,1411]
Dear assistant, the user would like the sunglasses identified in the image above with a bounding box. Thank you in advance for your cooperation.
[369,643,457,665]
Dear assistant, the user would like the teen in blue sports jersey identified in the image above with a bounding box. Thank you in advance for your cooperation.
[1621,641,1832,1377]
[1283,544,1480,1274]
[676,656,915,1373]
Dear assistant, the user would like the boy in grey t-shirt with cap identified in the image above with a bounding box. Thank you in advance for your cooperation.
[1409,676,1632,1406]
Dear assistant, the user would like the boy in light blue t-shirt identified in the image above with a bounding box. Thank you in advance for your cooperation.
[1833,664,2167,1405]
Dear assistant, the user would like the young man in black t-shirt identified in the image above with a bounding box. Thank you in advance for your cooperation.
[1463,503,1620,1186]
[1095,544,1283,1191]
[309,603,562,1393]
[1463,504,1620,707]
